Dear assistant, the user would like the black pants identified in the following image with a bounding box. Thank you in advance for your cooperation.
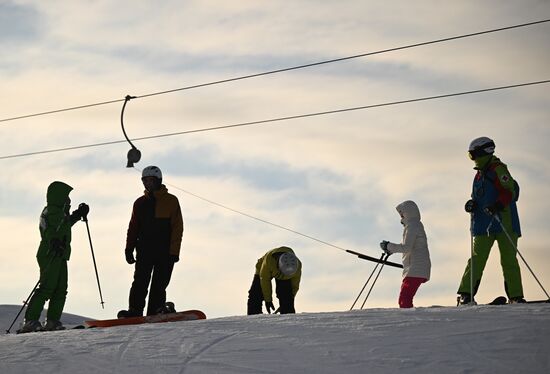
[129,255,174,316]
[247,274,295,315]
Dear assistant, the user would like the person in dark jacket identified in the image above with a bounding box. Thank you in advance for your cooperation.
[457,137,524,305]
[18,181,89,333]
[119,166,184,317]
[247,246,302,315]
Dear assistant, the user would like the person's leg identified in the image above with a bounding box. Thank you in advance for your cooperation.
[46,260,68,321]
[398,277,426,308]
[247,275,264,315]
[457,235,495,296]
[25,256,64,321]
[146,258,175,316]
[128,257,154,315]
[495,232,524,299]
[275,279,295,314]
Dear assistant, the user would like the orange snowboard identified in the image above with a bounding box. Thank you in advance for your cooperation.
[85,310,206,328]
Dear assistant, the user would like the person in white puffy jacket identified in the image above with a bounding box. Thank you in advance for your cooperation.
[380,200,431,308]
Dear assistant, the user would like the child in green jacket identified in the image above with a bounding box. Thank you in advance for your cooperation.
[18,181,89,333]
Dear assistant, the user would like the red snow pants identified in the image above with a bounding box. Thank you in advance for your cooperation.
[399,276,427,308]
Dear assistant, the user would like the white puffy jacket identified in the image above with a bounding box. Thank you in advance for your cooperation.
[387,200,431,280]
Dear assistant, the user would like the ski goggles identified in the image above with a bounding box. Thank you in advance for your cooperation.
[468,147,493,160]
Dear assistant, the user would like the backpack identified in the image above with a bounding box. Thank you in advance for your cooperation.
[486,161,520,201]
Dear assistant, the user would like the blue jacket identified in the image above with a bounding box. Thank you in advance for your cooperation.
[470,156,521,237]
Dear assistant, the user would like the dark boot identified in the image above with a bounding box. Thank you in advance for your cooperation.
[457,293,475,306]
[117,309,143,318]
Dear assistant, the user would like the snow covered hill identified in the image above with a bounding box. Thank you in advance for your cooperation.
[1,304,549,373]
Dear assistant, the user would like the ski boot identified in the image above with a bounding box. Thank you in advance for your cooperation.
[509,297,526,304]
[43,319,66,331]
[117,309,143,319]
[155,302,176,315]
[457,293,476,306]
[16,320,42,334]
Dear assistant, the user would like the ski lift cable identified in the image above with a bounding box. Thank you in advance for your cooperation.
[0,78,548,161]
[0,19,548,124]
[132,167,403,268]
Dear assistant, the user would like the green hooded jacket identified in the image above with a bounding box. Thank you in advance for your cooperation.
[37,181,74,261]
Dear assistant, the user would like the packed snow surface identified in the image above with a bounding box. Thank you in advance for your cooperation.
[1,304,549,373]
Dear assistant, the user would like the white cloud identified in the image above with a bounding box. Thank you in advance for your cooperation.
[1,1,549,320]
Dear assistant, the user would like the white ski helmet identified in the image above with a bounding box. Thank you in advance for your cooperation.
[468,137,495,160]
[142,166,162,181]
[278,251,299,277]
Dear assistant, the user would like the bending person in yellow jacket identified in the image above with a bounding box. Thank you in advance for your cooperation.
[247,246,302,315]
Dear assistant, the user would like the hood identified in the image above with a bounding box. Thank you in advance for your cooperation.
[46,181,73,207]
[396,200,421,222]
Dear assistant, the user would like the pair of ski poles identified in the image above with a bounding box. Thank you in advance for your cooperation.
[350,253,390,310]
[6,215,104,334]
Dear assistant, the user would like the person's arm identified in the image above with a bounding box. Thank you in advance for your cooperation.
[43,206,69,256]
[259,256,274,302]
[169,198,184,258]
[493,165,516,207]
[125,200,140,252]
[387,225,417,254]
[291,266,302,296]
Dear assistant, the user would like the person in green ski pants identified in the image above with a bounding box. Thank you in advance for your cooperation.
[457,137,524,305]
[18,181,89,333]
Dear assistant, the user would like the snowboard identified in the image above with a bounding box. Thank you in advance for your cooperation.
[84,309,206,328]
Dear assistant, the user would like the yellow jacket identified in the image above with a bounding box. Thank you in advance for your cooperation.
[255,246,302,302]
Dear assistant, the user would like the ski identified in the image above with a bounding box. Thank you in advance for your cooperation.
[345,250,403,269]
[525,299,550,304]
[84,309,206,328]
[488,296,550,305]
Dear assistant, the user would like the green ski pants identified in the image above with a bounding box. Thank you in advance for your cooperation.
[458,232,523,299]
[25,254,68,321]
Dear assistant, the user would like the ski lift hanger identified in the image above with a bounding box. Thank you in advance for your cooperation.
[120,95,141,167]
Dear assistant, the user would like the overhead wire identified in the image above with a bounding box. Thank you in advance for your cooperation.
[1,78,548,160]
[1,19,549,124]
[132,168,375,258]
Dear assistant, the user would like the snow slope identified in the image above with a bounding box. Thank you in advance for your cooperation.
[1,304,549,374]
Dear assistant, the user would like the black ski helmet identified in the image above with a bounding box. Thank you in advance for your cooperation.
[142,166,162,182]
[468,137,495,160]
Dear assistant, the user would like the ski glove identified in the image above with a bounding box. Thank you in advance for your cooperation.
[484,202,504,216]
[380,240,391,255]
[125,249,136,264]
[77,203,90,220]
[265,301,275,314]
[169,255,179,263]
[49,238,65,257]
[464,199,476,213]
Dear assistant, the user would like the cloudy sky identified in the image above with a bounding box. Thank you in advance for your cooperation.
[1,0,549,320]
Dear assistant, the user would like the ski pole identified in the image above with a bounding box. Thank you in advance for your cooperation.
[83,216,105,308]
[470,224,475,304]
[350,254,385,310]
[5,280,40,334]
[360,254,389,309]
[5,254,58,334]
[7,200,76,333]
[491,213,550,299]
